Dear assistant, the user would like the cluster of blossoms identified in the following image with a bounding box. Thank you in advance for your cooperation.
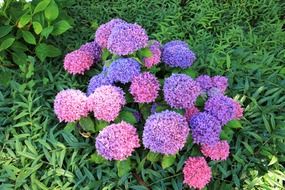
[53,18,244,189]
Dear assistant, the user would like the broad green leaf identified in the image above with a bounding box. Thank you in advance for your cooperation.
[41,26,54,39]
[90,152,106,164]
[52,20,72,35]
[161,155,176,169]
[139,48,152,58]
[119,110,137,124]
[35,43,61,62]
[79,116,95,133]
[95,120,108,131]
[44,0,59,21]
[146,152,161,163]
[22,31,36,45]
[0,38,15,51]
[33,0,51,14]
[102,49,111,61]
[116,159,131,177]
[181,67,198,78]
[0,26,12,38]
[268,155,278,166]
[0,71,11,87]
[32,22,42,34]
[18,14,31,28]
[226,120,242,129]
[12,52,27,65]
[64,122,76,133]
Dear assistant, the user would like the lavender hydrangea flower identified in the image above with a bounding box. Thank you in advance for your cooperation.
[143,110,189,155]
[195,75,213,92]
[107,23,148,55]
[163,40,189,49]
[163,74,202,109]
[80,41,102,63]
[95,18,127,48]
[204,95,236,125]
[107,58,141,84]
[190,112,222,145]
[162,40,196,68]
[212,76,228,93]
[86,72,113,96]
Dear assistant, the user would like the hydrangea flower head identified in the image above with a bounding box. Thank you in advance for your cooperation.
[232,100,244,119]
[64,50,94,75]
[87,85,126,122]
[143,110,189,155]
[86,72,113,96]
[201,140,230,160]
[162,40,196,68]
[212,76,228,93]
[196,75,213,92]
[107,58,141,84]
[95,18,126,48]
[204,95,236,125]
[107,23,148,55]
[163,74,201,109]
[130,72,160,103]
[96,121,140,160]
[54,89,88,122]
[190,112,221,145]
[184,106,200,122]
[143,40,161,68]
[183,157,212,189]
[79,41,102,63]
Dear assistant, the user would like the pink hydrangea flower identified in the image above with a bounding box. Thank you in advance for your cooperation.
[183,157,212,189]
[54,89,88,122]
[95,18,126,48]
[201,140,230,160]
[64,50,94,75]
[130,72,160,103]
[143,40,161,68]
[184,106,200,121]
[96,121,140,160]
[87,85,126,122]
[232,100,244,119]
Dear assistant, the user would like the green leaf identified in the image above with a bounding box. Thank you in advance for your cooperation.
[32,22,42,34]
[0,26,12,38]
[12,52,27,65]
[52,20,72,35]
[139,48,152,58]
[116,159,131,177]
[0,38,15,51]
[181,67,198,78]
[90,152,106,164]
[268,155,278,166]
[33,0,51,14]
[95,120,108,131]
[79,116,95,133]
[18,14,31,28]
[22,31,36,45]
[44,0,59,21]
[226,120,242,129]
[119,110,137,124]
[161,155,176,169]
[102,49,111,61]
[147,152,161,163]
[35,43,61,62]
[0,71,11,87]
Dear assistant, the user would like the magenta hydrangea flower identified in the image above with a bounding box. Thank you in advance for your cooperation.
[162,40,196,68]
[190,112,222,145]
[87,85,126,122]
[163,74,202,109]
[204,95,236,125]
[107,58,141,84]
[142,110,189,155]
[64,50,94,75]
[212,76,228,93]
[54,89,88,122]
[86,72,113,96]
[232,100,244,119]
[95,18,127,48]
[201,140,230,160]
[183,157,212,190]
[79,41,102,63]
[143,40,161,68]
[130,72,160,103]
[96,121,140,160]
[107,23,148,55]
[184,106,200,122]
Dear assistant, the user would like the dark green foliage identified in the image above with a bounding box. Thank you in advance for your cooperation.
[0,0,285,189]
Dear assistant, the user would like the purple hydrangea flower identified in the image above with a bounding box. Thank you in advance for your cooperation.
[190,112,222,145]
[195,75,213,92]
[162,40,196,68]
[204,95,236,125]
[95,18,127,48]
[80,41,102,63]
[212,76,228,93]
[163,40,189,49]
[107,23,148,55]
[163,74,202,109]
[196,75,228,95]
[143,110,189,155]
[86,72,113,96]
[143,40,161,68]
[107,58,141,84]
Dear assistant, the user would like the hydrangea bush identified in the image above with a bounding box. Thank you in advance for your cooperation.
[53,18,244,189]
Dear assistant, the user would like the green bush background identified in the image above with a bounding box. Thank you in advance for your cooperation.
[0,0,284,189]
